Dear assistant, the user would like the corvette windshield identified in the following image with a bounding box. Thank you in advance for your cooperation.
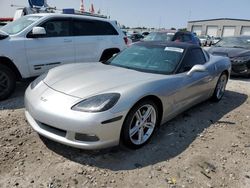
[109,44,184,74]
[1,16,41,35]
[215,37,250,49]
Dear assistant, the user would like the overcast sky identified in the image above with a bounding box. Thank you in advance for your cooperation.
[0,0,250,29]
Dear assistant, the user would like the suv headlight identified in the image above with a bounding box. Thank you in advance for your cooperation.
[30,72,48,89]
[231,56,250,63]
[72,93,120,112]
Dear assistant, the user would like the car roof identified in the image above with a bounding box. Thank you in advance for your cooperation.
[28,13,111,22]
[134,41,199,50]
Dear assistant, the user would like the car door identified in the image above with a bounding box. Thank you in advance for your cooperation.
[73,19,121,62]
[25,18,75,76]
[173,48,213,111]
[73,19,103,62]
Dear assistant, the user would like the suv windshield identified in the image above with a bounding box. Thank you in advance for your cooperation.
[144,32,175,41]
[108,44,184,74]
[1,16,42,35]
[215,36,250,49]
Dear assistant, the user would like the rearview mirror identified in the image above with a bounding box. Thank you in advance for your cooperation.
[28,27,46,38]
[187,64,206,76]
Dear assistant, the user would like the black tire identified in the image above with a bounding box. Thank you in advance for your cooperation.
[211,72,228,102]
[0,64,16,100]
[121,100,160,149]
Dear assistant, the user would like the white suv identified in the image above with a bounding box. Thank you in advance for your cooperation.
[0,13,127,100]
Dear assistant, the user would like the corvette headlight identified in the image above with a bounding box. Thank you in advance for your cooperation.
[231,56,250,63]
[30,72,48,89]
[72,93,120,112]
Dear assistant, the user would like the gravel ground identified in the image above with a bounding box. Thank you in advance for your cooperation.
[0,78,250,188]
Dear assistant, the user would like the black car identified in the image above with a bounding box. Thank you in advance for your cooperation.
[142,31,150,37]
[128,33,144,42]
[208,36,250,77]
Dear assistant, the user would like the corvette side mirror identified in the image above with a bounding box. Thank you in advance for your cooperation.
[187,64,206,76]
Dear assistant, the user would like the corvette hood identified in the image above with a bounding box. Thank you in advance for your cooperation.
[208,47,250,58]
[43,63,161,98]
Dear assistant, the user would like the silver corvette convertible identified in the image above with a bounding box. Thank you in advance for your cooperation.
[25,42,231,150]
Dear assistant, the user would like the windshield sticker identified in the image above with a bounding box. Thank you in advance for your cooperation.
[164,47,184,53]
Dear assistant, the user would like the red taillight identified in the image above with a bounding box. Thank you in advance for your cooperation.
[123,37,128,45]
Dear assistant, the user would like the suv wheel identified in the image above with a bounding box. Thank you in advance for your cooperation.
[0,64,16,100]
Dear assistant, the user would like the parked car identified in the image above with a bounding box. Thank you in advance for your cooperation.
[211,37,221,45]
[143,30,176,42]
[122,30,132,46]
[195,36,202,46]
[0,13,127,100]
[142,31,150,37]
[208,36,250,77]
[25,41,230,150]
[128,33,144,43]
[198,35,212,46]
[172,31,201,46]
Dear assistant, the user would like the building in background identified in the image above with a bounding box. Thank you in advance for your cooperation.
[187,18,250,37]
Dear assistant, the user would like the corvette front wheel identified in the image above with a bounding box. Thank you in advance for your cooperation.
[121,100,159,149]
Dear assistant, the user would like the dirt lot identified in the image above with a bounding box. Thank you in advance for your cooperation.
[0,78,250,188]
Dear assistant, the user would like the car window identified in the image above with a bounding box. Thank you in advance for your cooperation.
[182,34,192,42]
[109,44,184,75]
[179,48,206,72]
[1,16,42,35]
[73,19,118,36]
[173,33,192,43]
[40,19,71,37]
[215,36,250,49]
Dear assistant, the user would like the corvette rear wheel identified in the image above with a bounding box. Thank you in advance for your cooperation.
[121,100,159,149]
[212,73,228,102]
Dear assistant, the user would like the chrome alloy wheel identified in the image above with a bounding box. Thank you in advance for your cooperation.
[216,74,227,100]
[129,104,157,145]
